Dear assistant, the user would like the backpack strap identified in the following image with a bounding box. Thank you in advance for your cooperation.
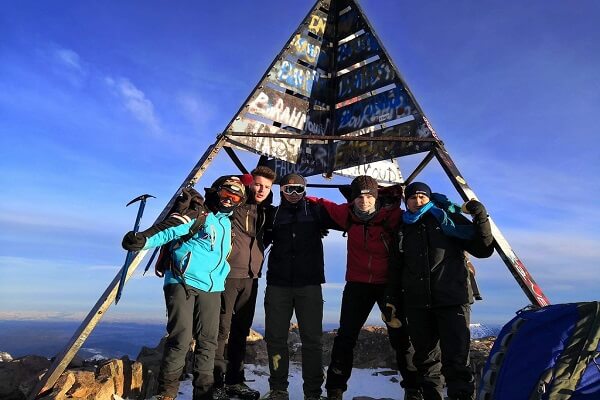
[531,301,600,399]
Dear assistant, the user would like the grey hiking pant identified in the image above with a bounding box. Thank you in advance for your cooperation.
[264,284,324,397]
[214,277,258,386]
[158,284,221,398]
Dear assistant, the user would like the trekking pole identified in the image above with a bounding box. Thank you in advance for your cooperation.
[115,194,155,304]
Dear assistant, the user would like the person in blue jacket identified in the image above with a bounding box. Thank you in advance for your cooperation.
[122,176,246,400]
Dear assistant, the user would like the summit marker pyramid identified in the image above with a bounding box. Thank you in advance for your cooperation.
[29,1,549,397]
[223,0,437,180]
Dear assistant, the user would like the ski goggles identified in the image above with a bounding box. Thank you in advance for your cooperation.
[218,189,243,204]
[282,184,306,195]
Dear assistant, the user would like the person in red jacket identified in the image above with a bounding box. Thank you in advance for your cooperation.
[313,175,422,400]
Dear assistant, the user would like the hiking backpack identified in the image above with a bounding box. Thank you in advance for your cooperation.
[152,187,208,277]
[478,301,600,399]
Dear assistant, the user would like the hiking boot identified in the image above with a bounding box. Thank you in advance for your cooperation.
[153,395,175,400]
[226,383,260,400]
[260,389,289,400]
[404,388,424,400]
[327,389,343,400]
[213,387,229,400]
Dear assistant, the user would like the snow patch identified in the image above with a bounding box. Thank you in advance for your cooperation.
[177,364,404,400]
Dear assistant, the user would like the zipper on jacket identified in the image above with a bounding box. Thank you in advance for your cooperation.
[208,216,228,292]
[380,232,390,253]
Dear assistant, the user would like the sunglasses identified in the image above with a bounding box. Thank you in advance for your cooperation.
[282,184,306,195]
[218,189,243,204]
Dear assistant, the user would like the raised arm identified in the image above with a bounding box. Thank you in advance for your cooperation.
[122,212,207,251]
[460,200,494,258]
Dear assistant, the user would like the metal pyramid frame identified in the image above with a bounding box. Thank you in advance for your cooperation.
[29,0,549,397]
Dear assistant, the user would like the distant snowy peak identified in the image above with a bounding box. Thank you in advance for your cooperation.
[470,323,500,339]
[81,347,108,362]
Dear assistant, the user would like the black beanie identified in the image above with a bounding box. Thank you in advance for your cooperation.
[279,173,306,186]
[350,175,379,201]
[404,182,431,200]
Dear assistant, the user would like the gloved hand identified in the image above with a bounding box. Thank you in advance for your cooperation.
[381,303,402,328]
[320,228,329,238]
[174,187,204,215]
[122,231,146,251]
[431,192,461,214]
[461,199,487,219]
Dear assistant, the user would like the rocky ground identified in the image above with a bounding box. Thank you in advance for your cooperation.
[0,325,496,400]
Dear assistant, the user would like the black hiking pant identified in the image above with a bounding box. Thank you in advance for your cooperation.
[214,277,258,386]
[325,281,419,393]
[405,304,474,400]
[158,284,221,399]
[264,284,324,397]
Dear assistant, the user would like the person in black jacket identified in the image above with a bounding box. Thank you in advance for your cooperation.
[387,182,494,400]
[261,173,337,400]
[213,166,276,400]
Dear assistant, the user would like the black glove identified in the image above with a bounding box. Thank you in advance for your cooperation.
[381,303,402,328]
[174,187,204,215]
[320,228,329,238]
[122,231,146,251]
[462,200,487,220]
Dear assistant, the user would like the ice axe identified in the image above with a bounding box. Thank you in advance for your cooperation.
[115,194,155,304]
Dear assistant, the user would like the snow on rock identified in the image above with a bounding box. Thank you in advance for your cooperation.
[0,351,13,362]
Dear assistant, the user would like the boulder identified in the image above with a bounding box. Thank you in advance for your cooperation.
[10,356,143,400]
[0,352,14,362]
[470,336,495,387]
[64,370,96,397]
[38,371,76,400]
[0,355,50,400]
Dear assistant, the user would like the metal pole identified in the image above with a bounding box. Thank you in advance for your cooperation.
[28,134,228,399]
[432,144,550,307]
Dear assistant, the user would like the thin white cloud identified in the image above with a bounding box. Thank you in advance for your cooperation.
[105,77,162,134]
[504,230,600,282]
[44,45,87,87]
[0,311,88,321]
[54,48,83,72]
[176,92,216,128]
[451,151,600,229]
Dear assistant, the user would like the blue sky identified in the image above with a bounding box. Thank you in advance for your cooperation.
[1,0,599,328]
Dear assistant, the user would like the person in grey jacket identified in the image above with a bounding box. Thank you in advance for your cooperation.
[213,166,276,400]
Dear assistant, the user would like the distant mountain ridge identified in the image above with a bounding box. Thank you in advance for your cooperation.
[470,323,500,339]
[0,320,501,360]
